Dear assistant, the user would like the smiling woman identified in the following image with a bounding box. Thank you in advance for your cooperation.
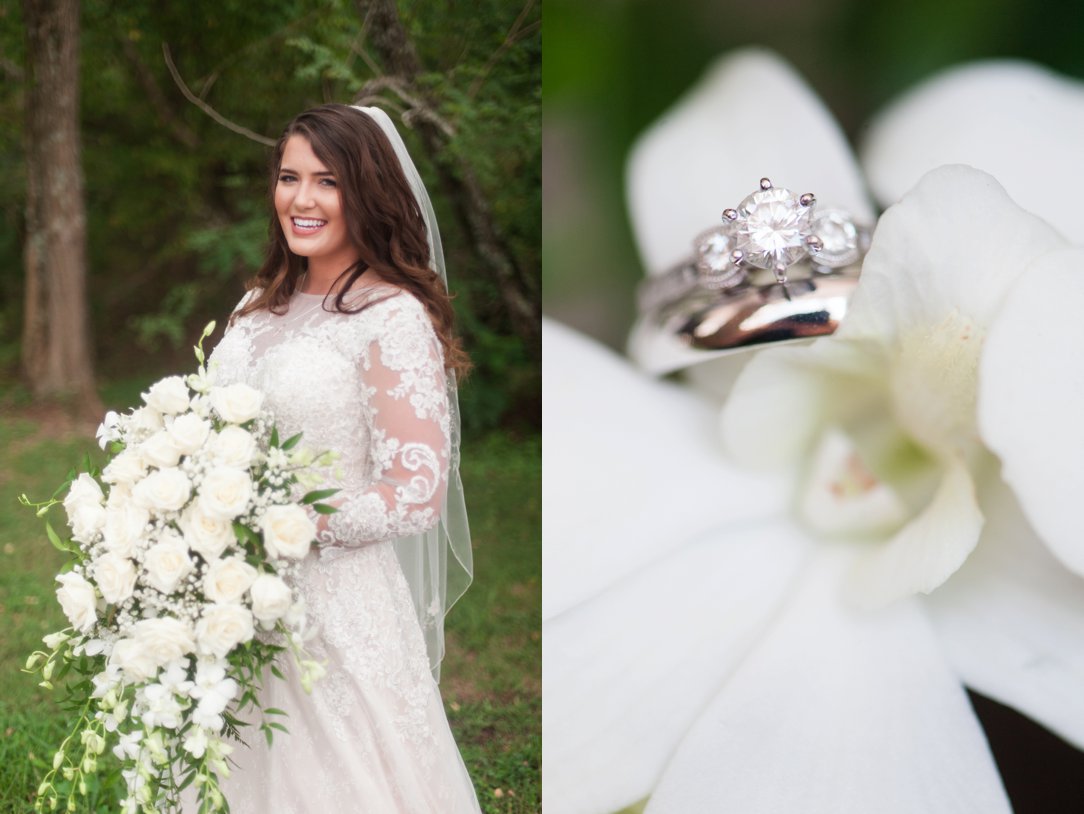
[182,104,481,813]
[234,105,469,377]
[274,136,358,281]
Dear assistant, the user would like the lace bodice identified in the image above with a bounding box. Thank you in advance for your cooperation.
[195,287,480,814]
[210,287,452,547]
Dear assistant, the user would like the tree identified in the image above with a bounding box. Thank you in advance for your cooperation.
[353,0,541,356]
[21,0,99,412]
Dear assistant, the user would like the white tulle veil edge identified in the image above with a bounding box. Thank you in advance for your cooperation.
[353,105,474,682]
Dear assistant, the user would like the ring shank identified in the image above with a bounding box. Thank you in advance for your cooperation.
[629,264,861,374]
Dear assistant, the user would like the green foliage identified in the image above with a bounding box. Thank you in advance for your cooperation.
[0,0,540,430]
[457,310,538,434]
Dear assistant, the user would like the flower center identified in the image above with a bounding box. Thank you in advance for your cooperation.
[890,311,984,459]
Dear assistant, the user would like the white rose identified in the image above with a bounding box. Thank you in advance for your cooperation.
[102,449,146,487]
[103,502,150,558]
[198,468,253,520]
[133,617,196,666]
[110,637,157,683]
[196,604,255,658]
[69,502,107,544]
[209,383,264,424]
[143,534,194,594]
[140,430,183,469]
[143,376,190,415]
[209,426,257,469]
[180,503,235,561]
[63,473,104,516]
[130,405,164,435]
[55,572,98,633]
[261,504,315,560]
[168,413,211,455]
[92,552,137,604]
[249,574,293,624]
[203,557,257,603]
[133,467,192,513]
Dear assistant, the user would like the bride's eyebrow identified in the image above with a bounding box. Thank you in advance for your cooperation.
[279,167,335,176]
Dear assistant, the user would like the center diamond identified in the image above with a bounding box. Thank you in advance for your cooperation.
[731,186,812,270]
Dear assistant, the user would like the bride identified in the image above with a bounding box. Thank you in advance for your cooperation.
[196,104,480,812]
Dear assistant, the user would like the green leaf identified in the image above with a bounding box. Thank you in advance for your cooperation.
[280,432,304,451]
[270,664,284,680]
[45,522,69,553]
[300,488,338,504]
[263,707,287,717]
[269,427,280,448]
[311,504,338,515]
[232,522,260,546]
[50,476,74,500]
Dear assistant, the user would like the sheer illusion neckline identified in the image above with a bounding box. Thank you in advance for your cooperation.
[293,283,402,300]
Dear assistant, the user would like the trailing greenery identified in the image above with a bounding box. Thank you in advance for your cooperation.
[0,404,540,812]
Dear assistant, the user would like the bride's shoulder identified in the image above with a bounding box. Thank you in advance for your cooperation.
[348,284,427,322]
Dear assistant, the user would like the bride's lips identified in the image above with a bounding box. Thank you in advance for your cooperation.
[289,216,328,236]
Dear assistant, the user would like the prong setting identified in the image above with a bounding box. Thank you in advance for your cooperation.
[799,193,815,207]
[805,234,823,253]
[722,208,739,222]
[759,177,772,190]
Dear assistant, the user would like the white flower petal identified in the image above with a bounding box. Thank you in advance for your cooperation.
[542,519,809,814]
[644,549,1010,814]
[978,247,1084,577]
[543,319,788,620]
[721,336,882,468]
[842,165,1066,342]
[862,61,1084,243]
[927,476,1084,750]
[627,48,873,277]
[847,456,983,607]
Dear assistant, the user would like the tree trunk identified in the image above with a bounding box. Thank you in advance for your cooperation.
[353,0,541,356]
[22,0,100,415]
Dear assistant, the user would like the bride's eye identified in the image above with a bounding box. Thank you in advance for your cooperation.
[278,173,297,184]
[319,178,338,187]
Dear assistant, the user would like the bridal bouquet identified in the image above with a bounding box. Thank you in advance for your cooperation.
[21,323,335,814]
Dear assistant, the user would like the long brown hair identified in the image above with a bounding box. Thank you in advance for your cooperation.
[236,104,469,376]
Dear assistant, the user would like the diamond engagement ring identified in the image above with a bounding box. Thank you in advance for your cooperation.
[632,178,871,372]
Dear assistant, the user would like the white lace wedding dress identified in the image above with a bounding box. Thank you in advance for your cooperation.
[193,287,481,813]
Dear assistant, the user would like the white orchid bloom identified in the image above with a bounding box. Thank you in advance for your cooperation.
[543,49,1084,814]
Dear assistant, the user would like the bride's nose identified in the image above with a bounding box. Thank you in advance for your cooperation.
[296,183,317,209]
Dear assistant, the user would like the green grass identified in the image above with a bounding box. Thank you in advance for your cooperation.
[445,433,541,812]
[0,398,541,813]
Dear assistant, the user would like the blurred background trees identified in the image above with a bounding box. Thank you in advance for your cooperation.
[0,0,540,433]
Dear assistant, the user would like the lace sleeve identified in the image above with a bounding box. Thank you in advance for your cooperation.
[321,296,451,547]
